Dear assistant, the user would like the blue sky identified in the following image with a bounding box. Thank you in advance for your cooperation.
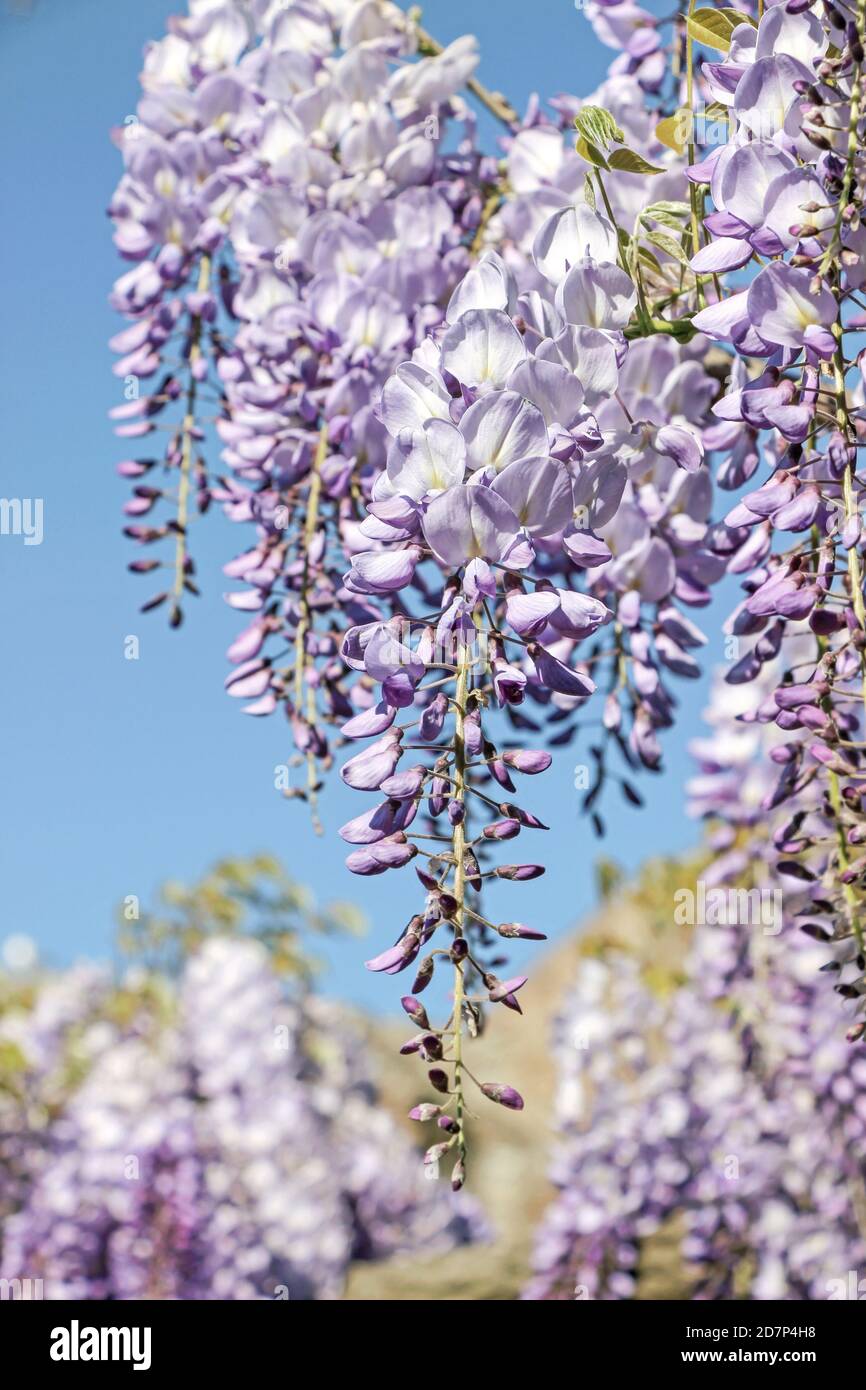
[0,0,733,1007]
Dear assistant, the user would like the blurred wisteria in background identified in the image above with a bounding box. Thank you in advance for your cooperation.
[0,860,483,1300]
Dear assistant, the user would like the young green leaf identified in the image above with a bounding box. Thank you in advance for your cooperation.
[655,108,692,154]
[641,201,691,231]
[608,148,666,175]
[644,230,691,267]
[686,7,738,53]
[574,104,624,152]
[576,134,609,170]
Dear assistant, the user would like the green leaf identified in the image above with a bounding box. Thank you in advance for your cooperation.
[655,109,691,154]
[574,104,624,152]
[641,201,691,231]
[686,7,738,53]
[608,147,666,175]
[583,173,597,211]
[719,7,757,30]
[576,134,609,170]
[644,229,691,268]
[636,245,664,275]
[644,200,691,218]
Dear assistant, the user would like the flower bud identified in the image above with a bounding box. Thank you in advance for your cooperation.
[497,922,547,939]
[409,1103,441,1122]
[412,954,435,994]
[480,1082,525,1111]
[501,749,552,774]
[401,996,430,1028]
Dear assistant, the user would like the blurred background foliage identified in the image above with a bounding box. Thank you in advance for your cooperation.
[116,853,366,979]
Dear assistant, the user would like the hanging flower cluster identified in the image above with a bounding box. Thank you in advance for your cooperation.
[109,0,498,816]
[109,0,866,1178]
[524,917,866,1300]
[527,631,866,1300]
[685,0,866,1020]
[0,937,484,1299]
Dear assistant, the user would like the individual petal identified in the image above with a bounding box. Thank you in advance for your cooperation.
[755,3,828,66]
[654,423,704,473]
[340,731,403,790]
[746,263,836,351]
[733,54,811,141]
[505,589,561,637]
[378,361,452,435]
[548,589,611,639]
[691,288,750,343]
[537,326,620,408]
[345,545,422,594]
[386,419,467,498]
[422,484,521,566]
[719,141,794,229]
[532,203,618,285]
[440,309,527,390]
[491,456,574,536]
[689,236,753,274]
[341,701,397,740]
[762,169,833,250]
[529,643,595,697]
[459,389,548,473]
[507,358,586,429]
[562,527,611,567]
[556,259,637,331]
[446,250,516,323]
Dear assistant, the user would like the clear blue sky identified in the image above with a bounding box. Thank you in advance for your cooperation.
[0,0,732,1007]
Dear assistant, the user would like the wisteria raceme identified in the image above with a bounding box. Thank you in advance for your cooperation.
[525,914,866,1301]
[110,0,498,819]
[110,0,866,1170]
[0,938,484,1298]
[684,0,866,1028]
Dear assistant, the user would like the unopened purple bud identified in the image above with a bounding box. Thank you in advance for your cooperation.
[502,749,552,774]
[420,692,448,741]
[774,681,828,709]
[810,608,844,635]
[480,1082,525,1111]
[464,850,482,888]
[448,799,465,825]
[798,706,833,732]
[401,995,430,1028]
[437,1115,459,1133]
[421,1034,443,1061]
[412,955,435,993]
[464,713,483,757]
[450,938,469,962]
[408,1103,441,1122]
[495,864,545,880]
[489,757,517,792]
[497,922,547,939]
[603,693,622,731]
[451,1156,466,1191]
[428,1068,450,1093]
[482,818,521,840]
